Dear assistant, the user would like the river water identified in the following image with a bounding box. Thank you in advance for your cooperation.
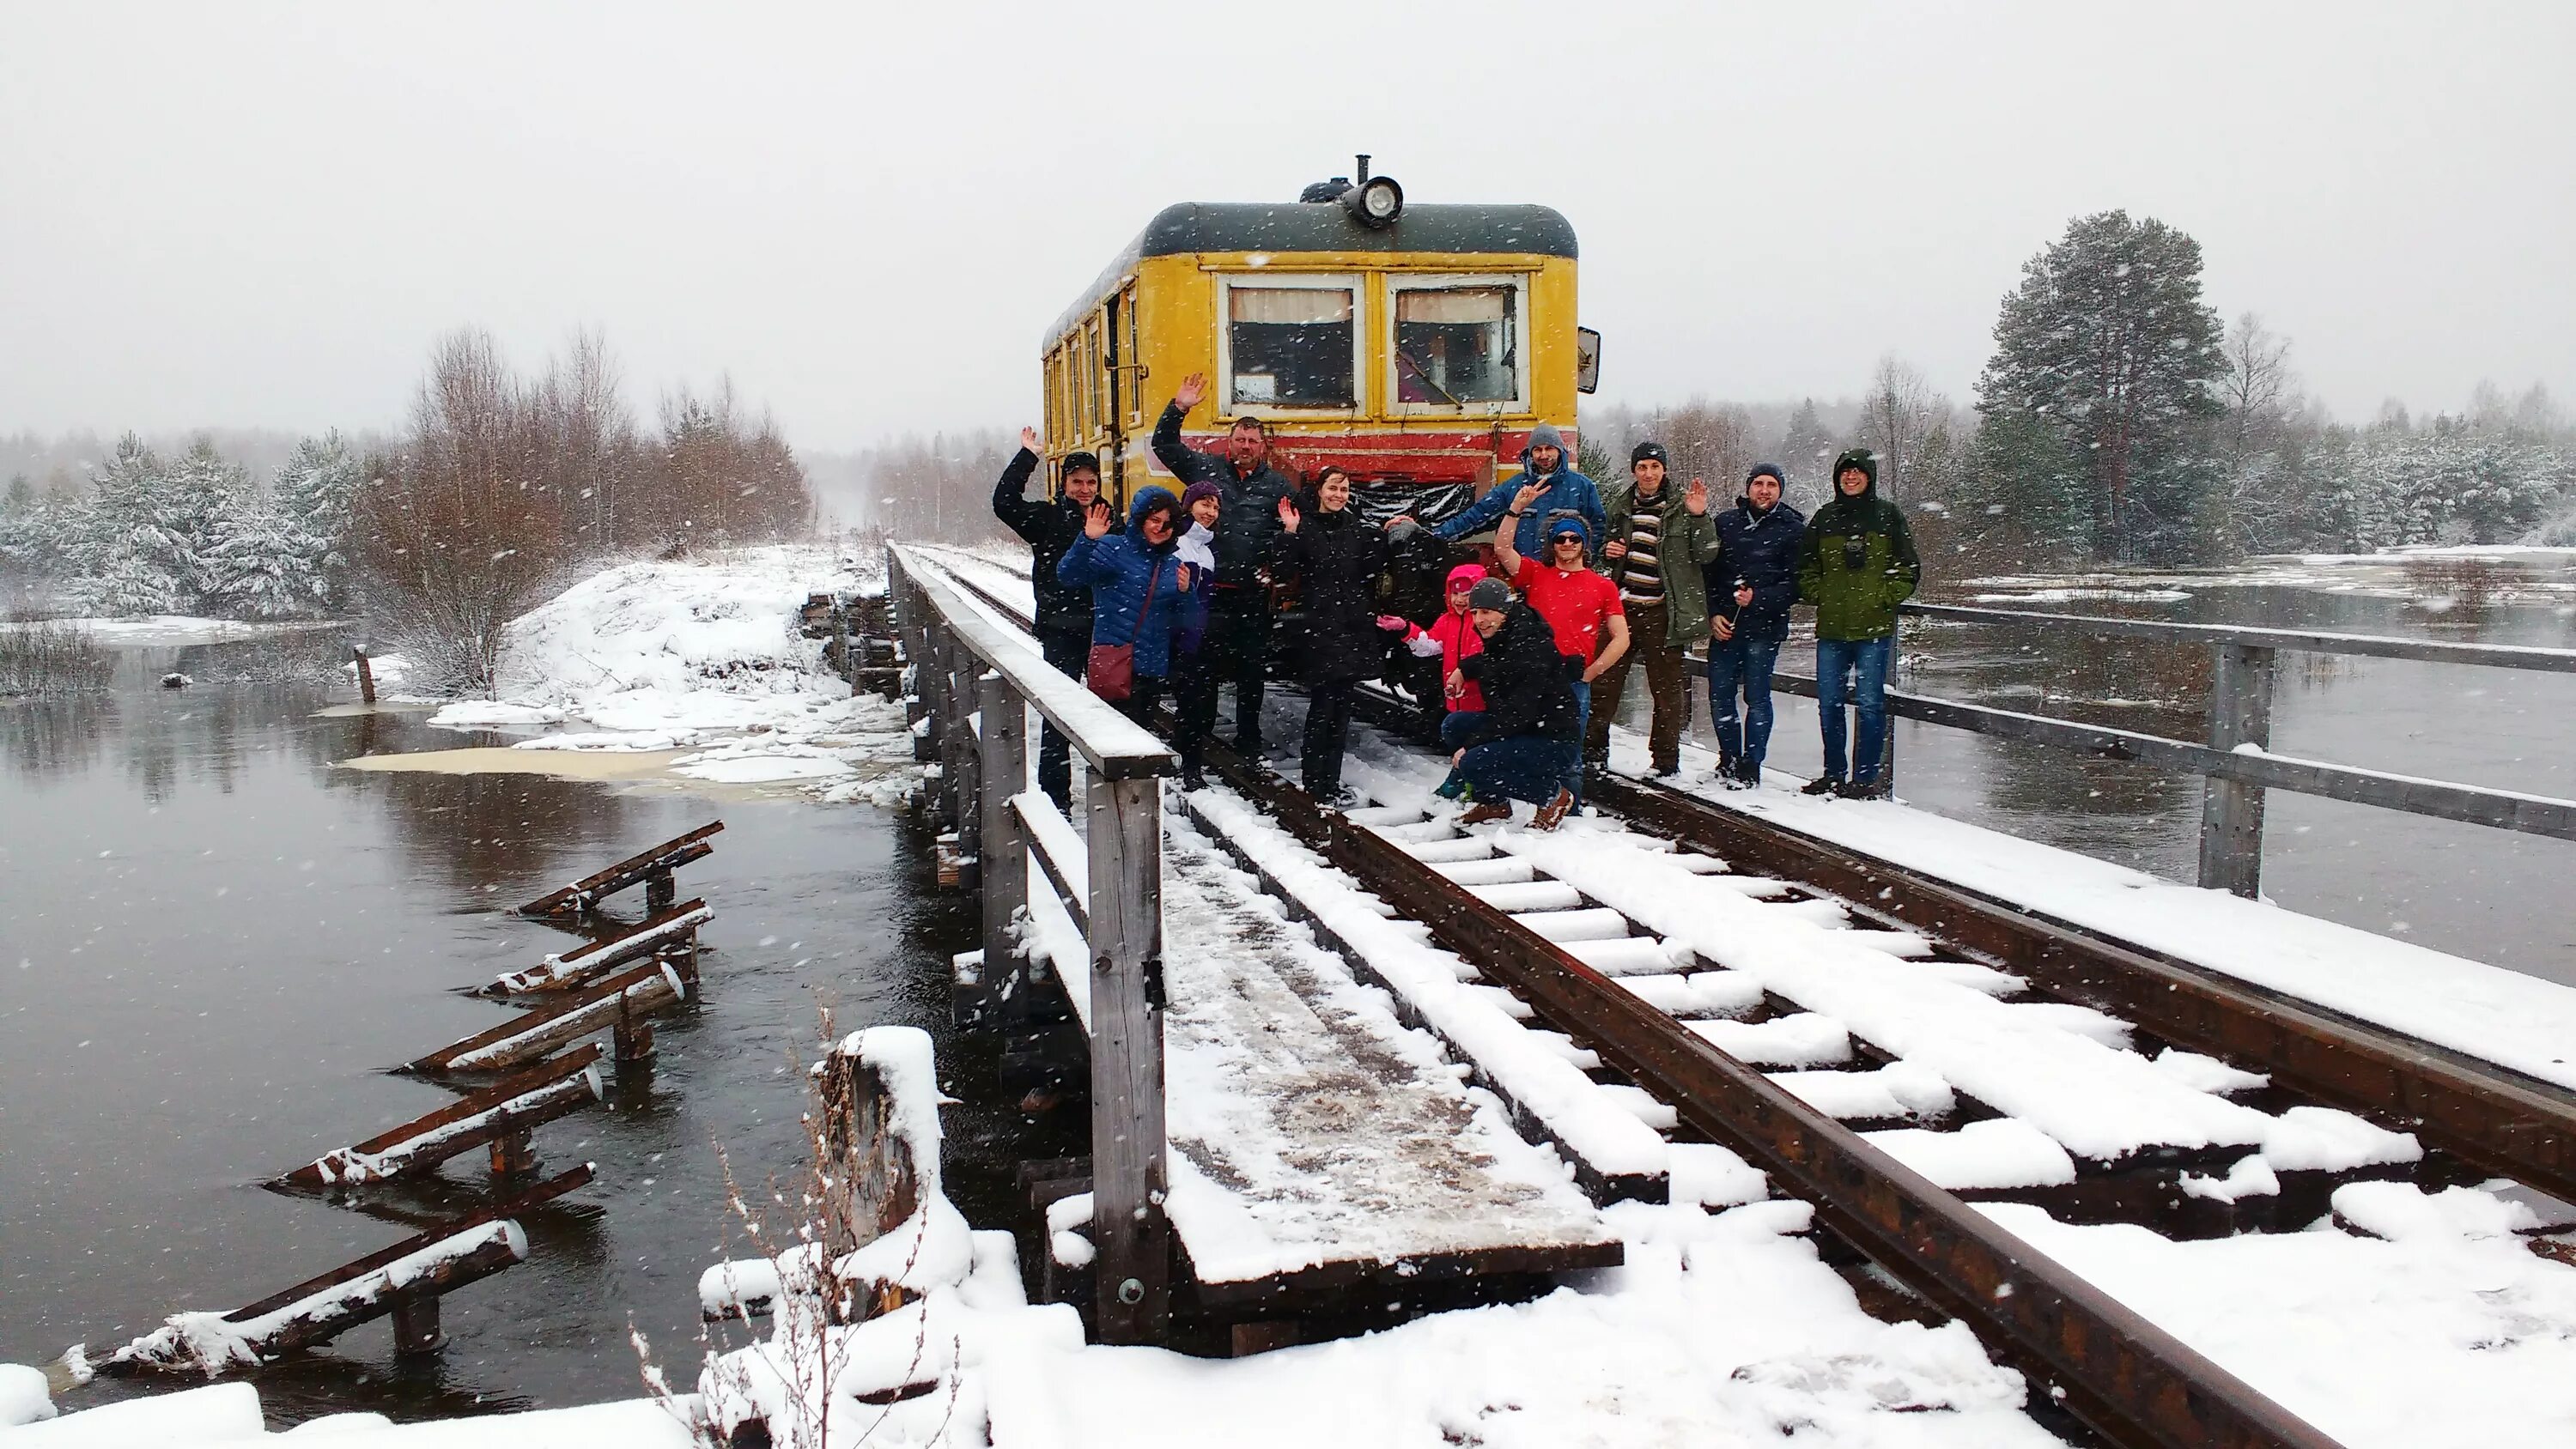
[0,638,1066,1424]
[1637,558,2576,986]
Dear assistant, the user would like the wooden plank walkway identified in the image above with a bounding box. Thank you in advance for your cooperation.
[1016,804,1617,1307]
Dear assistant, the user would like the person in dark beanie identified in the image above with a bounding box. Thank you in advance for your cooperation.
[993,425,1115,808]
[1152,373,1300,755]
[1449,577,1580,831]
[1585,440,1719,777]
[1795,448,1918,799]
[1704,461,1807,788]
[1387,421,1607,561]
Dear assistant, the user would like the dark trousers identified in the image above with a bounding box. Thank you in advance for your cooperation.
[1815,634,1893,784]
[1036,627,1090,809]
[1438,710,1485,752]
[1460,736,1576,806]
[1583,602,1691,772]
[1113,674,1166,731]
[1707,633,1784,771]
[1301,676,1358,795]
[1209,589,1272,746]
[1174,646,1219,772]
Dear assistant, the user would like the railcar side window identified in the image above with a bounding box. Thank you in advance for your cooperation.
[1394,286,1517,405]
[1227,286,1355,408]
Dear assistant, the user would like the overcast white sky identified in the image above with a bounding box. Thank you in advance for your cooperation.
[3,1,2569,451]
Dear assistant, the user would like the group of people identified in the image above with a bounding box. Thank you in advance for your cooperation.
[991,379,1920,825]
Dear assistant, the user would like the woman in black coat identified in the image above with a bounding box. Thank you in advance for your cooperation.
[1271,464,1401,805]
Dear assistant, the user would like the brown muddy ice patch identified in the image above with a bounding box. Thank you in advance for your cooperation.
[337,746,688,781]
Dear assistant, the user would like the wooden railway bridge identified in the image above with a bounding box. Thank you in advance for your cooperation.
[881,541,2576,1449]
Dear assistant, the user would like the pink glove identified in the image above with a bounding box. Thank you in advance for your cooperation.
[1374,614,1411,633]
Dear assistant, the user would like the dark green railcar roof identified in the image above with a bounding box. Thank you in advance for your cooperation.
[1048,202,1577,344]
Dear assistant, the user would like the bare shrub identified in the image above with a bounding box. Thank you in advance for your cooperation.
[0,621,114,694]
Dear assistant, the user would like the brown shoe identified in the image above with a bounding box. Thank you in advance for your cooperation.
[1531,786,1576,832]
[1458,800,1511,826]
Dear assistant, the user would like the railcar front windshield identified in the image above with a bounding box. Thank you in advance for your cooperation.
[1227,285,1355,407]
[1394,285,1517,404]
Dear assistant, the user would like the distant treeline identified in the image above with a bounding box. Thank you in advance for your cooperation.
[0,328,816,692]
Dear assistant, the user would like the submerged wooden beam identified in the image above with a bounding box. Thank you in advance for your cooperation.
[516,822,723,917]
[97,1166,590,1378]
[279,1046,605,1187]
[480,900,711,997]
[408,960,689,1075]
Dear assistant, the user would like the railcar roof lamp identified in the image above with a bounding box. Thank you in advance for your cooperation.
[1340,153,1401,227]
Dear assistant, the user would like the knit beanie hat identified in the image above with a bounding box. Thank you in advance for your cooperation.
[1631,441,1668,469]
[1528,421,1566,455]
[1746,461,1785,488]
[1467,577,1513,611]
[1179,480,1224,512]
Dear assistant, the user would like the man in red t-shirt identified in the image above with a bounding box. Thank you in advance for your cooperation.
[1494,499,1627,800]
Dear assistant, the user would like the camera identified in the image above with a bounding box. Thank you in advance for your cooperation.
[1840,536,1868,571]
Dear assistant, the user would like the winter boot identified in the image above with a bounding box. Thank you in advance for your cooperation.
[1532,786,1577,832]
[1838,778,1890,801]
[1801,775,1844,797]
[1458,800,1511,827]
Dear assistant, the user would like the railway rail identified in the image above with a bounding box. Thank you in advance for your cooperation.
[895,543,2575,1449]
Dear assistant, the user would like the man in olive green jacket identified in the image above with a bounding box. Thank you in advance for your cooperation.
[1585,441,1721,776]
[1795,448,1919,798]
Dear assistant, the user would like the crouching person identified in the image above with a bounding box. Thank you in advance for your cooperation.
[1449,579,1579,831]
[1057,486,1190,725]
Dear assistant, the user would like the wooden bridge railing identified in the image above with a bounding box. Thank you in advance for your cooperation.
[886,544,1177,1346]
[1774,599,2576,898]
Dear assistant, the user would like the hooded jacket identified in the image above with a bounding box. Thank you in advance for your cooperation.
[1269,496,1394,683]
[1432,428,1607,559]
[1151,401,1300,591]
[992,446,1117,638]
[1425,562,1489,712]
[1707,495,1808,642]
[1596,473,1722,648]
[1796,450,1920,641]
[1456,600,1581,749]
[1055,486,1189,677]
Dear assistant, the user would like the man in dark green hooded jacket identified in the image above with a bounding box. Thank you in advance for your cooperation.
[1795,448,1918,798]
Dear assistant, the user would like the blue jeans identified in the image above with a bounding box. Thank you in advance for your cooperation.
[1706,634,1784,770]
[1460,737,1576,806]
[1438,710,1485,752]
[1814,635,1893,784]
[1566,680,1590,800]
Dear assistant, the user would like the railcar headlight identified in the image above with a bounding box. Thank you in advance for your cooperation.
[1343,175,1403,228]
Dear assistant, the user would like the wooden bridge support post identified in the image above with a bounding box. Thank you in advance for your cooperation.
[1085,773,1170,1345]
[980,672,1027,960]
[950,657,981,873]
[389,1294,442,1355]
[352,648,377,706]
[2197,642,2276,897]
[489,1129,537,1179]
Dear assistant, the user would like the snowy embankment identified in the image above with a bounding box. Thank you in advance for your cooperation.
[420,546,919,804]
[0,615,341,646]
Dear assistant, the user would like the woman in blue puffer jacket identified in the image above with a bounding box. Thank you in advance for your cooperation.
[1056,485,1191,721]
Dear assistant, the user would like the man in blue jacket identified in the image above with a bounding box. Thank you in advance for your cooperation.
[992,427,1112,808]
[1388,422,1606,561]
[1703,462,1807,788]
[1151,373,1300,754]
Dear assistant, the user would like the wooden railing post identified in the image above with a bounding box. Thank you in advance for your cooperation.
[981,672,1028,963]
[1086,773,1170,1344]
[2197,643,2275,897]
[955,670,987,889]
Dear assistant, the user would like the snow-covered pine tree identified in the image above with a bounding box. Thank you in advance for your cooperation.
[1772,398,1839,512]
[204,503,313,618]
[66,435,185,612]
[159,439,251,609]
[1975,211,2227,563]
[268,432,362,610]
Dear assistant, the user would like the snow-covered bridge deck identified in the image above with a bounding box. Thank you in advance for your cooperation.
[1016,794,1619,1307]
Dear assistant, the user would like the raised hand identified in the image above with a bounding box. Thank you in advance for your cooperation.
[1084,499,1113,539]
[1685,476,1710,515]
[1174,372,1208,410]
[1019,425,1040,453]
[1511,481,1546,513]
[1374,613,1409,634]
[1277,495,1301,533]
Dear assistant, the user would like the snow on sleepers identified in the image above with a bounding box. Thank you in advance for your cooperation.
[1182,787,1670,1200]
[483,900,711,996]
[408,959,688,1075]
[1152,814,1614,1294]
[515,821,722,916]
[281,1045,605,1186]
[1495,829,2388,1168]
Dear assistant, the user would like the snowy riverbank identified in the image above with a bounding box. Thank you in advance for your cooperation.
[399,546,920,805]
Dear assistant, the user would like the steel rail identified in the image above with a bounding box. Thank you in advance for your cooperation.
[1585,773,2576,1207]
[1903,600,2576,673]
[904,549,2336,1449]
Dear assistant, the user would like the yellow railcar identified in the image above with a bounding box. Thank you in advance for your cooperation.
[1041,161,1599,508]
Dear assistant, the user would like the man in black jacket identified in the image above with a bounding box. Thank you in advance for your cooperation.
[1151,373,1300,753]
[1703,462,1808,788]
[1449,578,1579,830]
[993,426,1113,808]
